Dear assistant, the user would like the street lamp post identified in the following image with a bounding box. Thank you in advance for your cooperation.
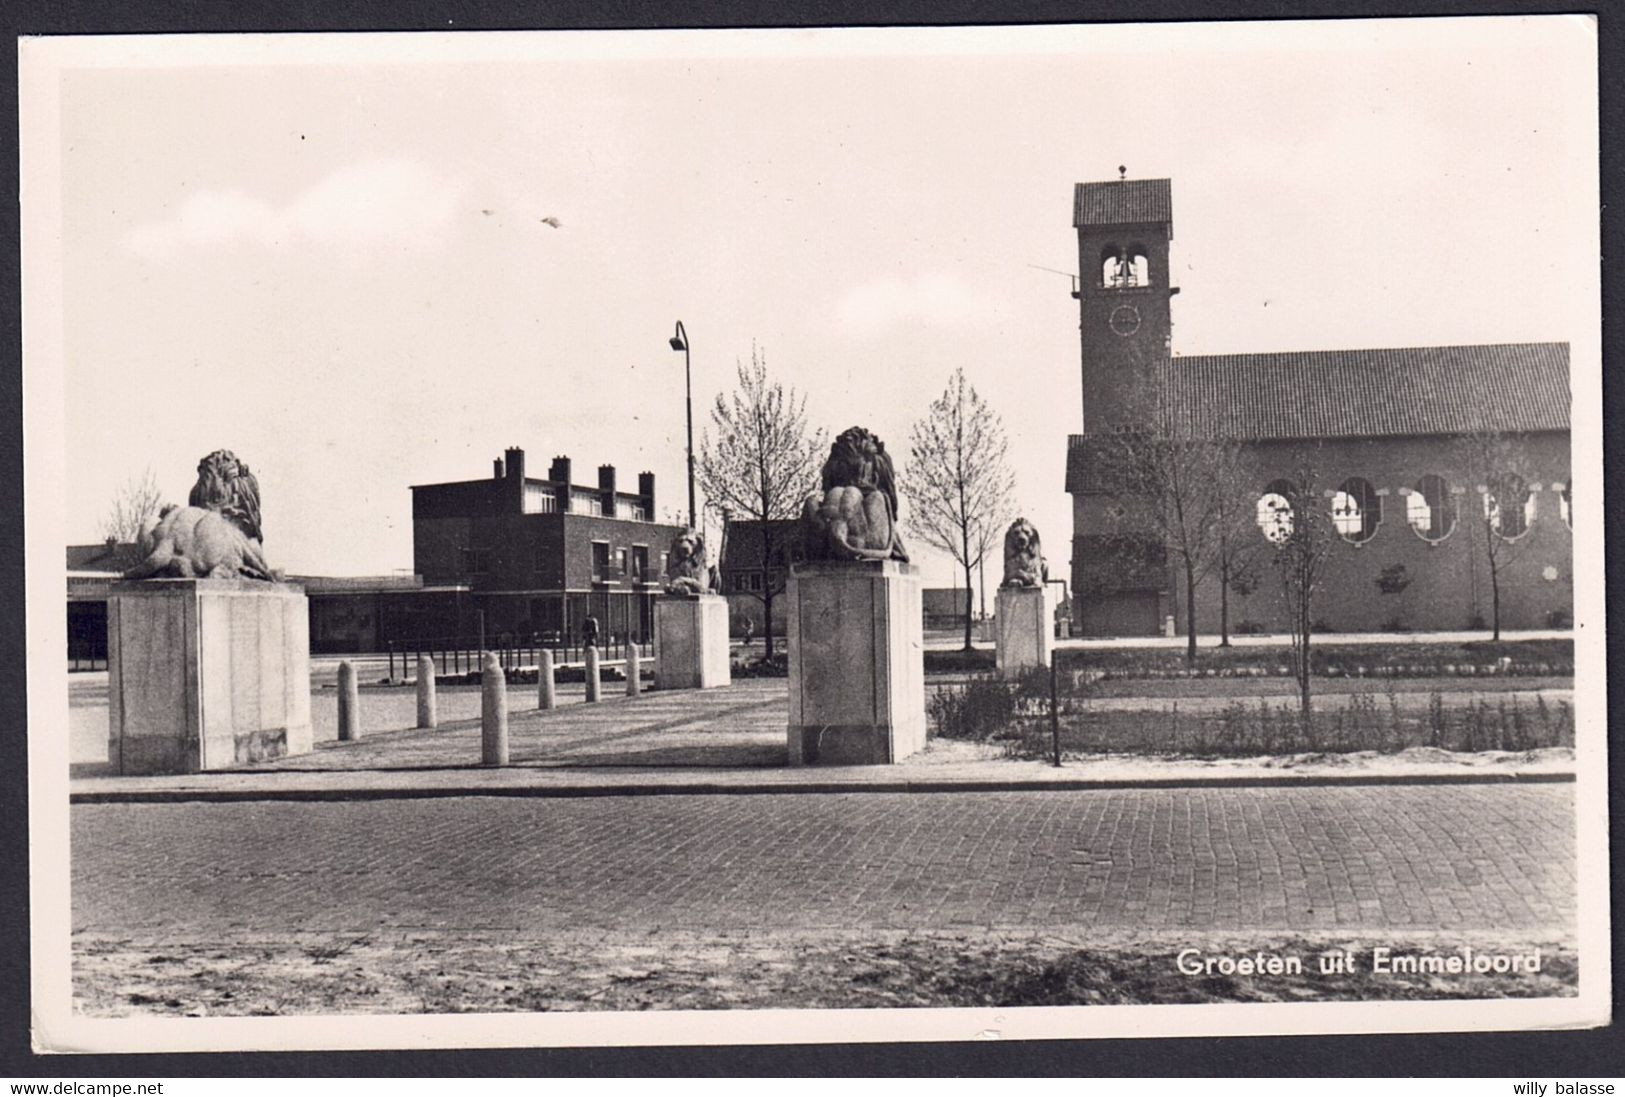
[669,321,696,530]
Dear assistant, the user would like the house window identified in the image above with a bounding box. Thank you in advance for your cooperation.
[591,541,611,582]
[523,484,557,514]
[1484,474,1535,540]
[1256,479,1294,543]
[1406,474,1458,543]
[1331,477,1381,544]
[631,545,650,581]
[617,548,629,577]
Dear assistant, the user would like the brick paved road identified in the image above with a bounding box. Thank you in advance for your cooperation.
[72,786,1573,938]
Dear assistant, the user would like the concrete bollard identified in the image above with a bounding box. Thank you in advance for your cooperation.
[538,648,556,710]
[416,655,437,729]
[626,640,642,697]
[481,652,508,766]
[337,660,361,741]
[585,645,601,703]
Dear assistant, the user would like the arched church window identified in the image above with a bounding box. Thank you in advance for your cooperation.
[1127,249,1150,286]
[1406,474,1457,543]
[1330,477,1381,543]
[1257,479,1294,543]
[1099,245,1152,288]
[1556,481,1571,530]
[1099,247,1123,288]
[1483,473,1535,540]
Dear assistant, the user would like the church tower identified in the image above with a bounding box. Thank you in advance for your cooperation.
[1066,172,1178,636]
[1073,172,1176,433]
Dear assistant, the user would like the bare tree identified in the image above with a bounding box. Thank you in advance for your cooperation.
[1216,510,1263,647]
[901,368,1015,652]
[1095,390,1252,663]
[100,467,165,543]
[1266,456,1335,727]
[1457,425,1539,641]
[698,345,825,659]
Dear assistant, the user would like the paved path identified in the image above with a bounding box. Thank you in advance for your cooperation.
[72,785,1574,937]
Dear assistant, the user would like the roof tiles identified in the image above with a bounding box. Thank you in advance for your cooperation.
[1165,342,1570,441]
[1074,179,1173,226]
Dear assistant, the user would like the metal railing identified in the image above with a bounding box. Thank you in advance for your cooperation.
[386,633,653,681]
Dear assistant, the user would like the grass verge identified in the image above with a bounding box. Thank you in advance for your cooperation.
[74,929,1576,1015]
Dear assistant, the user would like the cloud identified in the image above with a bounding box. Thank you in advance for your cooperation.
[834,271,999,337]
[125,159,467,259]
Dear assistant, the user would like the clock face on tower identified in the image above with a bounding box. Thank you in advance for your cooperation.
[1109,305,1142,337]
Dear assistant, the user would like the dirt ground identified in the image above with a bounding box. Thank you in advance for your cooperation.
[74,928,1576,1016]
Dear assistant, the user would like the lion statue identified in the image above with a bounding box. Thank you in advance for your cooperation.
[799,426,908,562]
[1000,517,1048,589]
[121,449,276,581]
[188,449,263,543]
[124,504,276,581]
[663,527,719,595]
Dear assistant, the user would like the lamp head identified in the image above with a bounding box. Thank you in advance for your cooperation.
[668,335,686,352]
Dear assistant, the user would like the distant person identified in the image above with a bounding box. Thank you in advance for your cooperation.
[740,617,755,646]
[581,614,600,649]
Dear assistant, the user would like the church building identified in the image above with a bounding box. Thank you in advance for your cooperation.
[1064,176,1572,637]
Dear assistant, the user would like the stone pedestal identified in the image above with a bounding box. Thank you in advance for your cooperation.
[995,584,1057,677]
[787,560,925,765]
[107,579,312,775]
[654,594,731,690]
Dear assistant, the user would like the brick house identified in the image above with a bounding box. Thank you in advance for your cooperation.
[411,447,683,644]
[718,517,797,639]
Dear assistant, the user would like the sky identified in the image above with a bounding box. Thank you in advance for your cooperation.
[37,17,1600,592]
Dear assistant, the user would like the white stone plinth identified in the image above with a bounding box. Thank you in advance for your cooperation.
[107,579,312,775]
[787,560,925,765]
[654,594,731,689]
[995,584,1057,677]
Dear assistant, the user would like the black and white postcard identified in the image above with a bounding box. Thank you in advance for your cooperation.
[20,16,1608,1052]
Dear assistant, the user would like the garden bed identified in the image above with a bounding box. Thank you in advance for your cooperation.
[923,638,1572,680]
[928,670,1575,759]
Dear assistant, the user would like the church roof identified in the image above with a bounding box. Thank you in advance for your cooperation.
[1165,341,1570,441]
[1074,178,1173,227]
[1066,341,1570,492]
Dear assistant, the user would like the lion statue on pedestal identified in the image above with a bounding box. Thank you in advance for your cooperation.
[663,527,719,595]
[800,426,908,563]
[1000,517,1048,589]
[122,450,277,581]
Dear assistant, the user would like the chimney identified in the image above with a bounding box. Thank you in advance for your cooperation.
[493,457,504,479]
[549,455,571,512]
[503,446,526,510]
[638,471,655,522]
[598,464,616,517]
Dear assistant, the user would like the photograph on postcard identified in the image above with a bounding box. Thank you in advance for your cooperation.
[20,16,1607,1051]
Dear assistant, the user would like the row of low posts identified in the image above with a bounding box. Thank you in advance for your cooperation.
[334,642,647,765]
[105,569,1057,775]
